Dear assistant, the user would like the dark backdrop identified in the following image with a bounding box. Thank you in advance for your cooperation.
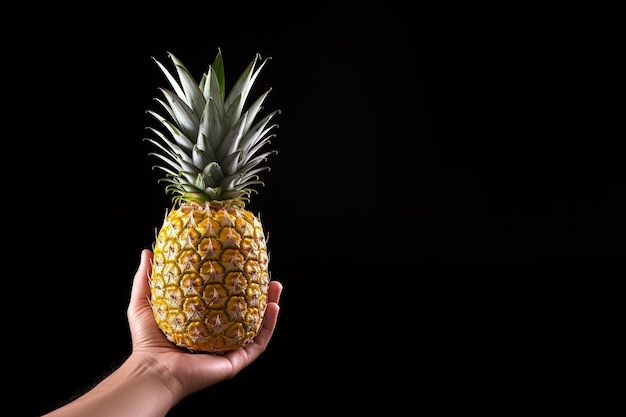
[26,4,622,415]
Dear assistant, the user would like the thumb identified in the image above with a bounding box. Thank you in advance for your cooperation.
[129,249,153,313]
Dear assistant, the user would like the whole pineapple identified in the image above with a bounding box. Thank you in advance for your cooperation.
[145,50,279,353]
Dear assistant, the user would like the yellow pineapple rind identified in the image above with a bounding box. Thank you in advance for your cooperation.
[150,200,269,353]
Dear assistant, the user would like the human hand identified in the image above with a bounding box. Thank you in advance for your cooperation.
[127,249,283,399]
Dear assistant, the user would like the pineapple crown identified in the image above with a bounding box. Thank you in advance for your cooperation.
[145,49,279,206]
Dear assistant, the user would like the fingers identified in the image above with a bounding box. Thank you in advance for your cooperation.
[262,281,283,333]
[256,281,283,339]
[224,281,282,370]
[268,280,283,305]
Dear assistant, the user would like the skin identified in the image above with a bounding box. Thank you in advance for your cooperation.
[42,249,283,417]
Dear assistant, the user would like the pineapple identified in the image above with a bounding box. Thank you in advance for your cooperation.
[144,49,279,353]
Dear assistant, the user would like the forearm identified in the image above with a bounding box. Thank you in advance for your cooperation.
[42,355,178,417]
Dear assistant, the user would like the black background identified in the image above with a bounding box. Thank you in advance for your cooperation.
[25,4,622,416]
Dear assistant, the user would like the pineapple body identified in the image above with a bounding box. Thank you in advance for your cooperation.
[151,200,269,353]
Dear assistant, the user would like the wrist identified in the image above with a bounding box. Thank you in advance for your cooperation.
[121,352,183,404]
